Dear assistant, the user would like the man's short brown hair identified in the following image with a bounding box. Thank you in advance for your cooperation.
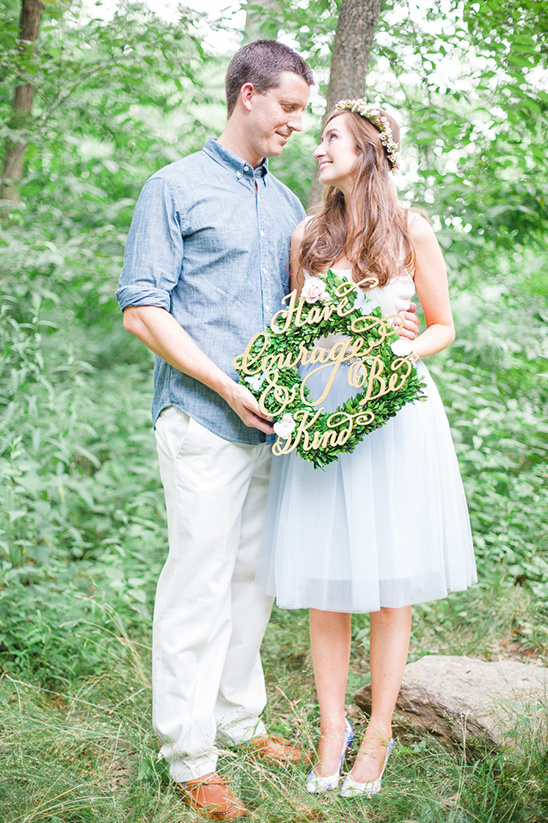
[225,40,314,118]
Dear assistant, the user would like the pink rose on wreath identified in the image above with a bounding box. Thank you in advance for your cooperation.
[301,276,330,304]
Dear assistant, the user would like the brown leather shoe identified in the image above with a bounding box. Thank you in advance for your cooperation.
[177,772,247,820]
[247,735,309,766]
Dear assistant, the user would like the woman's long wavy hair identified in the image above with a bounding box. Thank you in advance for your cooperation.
[299,109,414,288]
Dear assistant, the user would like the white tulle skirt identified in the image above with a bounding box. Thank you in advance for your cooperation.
[256,360,477,613]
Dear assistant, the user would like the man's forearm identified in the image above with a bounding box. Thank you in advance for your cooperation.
[123,305,234,398]
[122,305,273,433]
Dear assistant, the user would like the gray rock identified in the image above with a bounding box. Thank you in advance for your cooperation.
[354,655,548,749]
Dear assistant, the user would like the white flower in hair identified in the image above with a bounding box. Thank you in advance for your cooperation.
[335,98,400,172]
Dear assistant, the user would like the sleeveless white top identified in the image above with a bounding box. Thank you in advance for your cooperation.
[307,268,416,352]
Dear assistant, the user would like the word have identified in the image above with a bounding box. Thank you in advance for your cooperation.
[270,277,378,334]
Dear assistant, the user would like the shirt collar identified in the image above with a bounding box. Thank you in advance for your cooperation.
[202,137,269,181]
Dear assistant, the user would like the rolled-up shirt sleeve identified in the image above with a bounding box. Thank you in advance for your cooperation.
[116,176,184,312]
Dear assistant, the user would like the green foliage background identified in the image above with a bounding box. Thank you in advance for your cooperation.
[0,0,546,820]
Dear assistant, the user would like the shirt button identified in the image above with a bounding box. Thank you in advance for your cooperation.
[244,165,249,171]
[236,172,242,178]
[265,304,270,311]
[260,229,264,236]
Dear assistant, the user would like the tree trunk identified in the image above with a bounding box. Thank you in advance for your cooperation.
[1,0,44,207]
[308,0,382,208]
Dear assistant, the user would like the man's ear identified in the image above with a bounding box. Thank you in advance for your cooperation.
[240,82,256,112]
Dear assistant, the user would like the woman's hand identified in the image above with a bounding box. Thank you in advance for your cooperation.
[393,303,419,340]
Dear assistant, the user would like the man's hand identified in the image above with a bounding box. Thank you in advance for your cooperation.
[223,381,274,435]
[393,302,420,341]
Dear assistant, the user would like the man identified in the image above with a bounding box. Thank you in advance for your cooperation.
[117,40,314,820]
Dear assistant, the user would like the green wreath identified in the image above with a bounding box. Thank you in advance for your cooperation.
[234,269,426,470]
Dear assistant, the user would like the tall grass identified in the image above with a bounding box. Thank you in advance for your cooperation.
[0,605,546,823]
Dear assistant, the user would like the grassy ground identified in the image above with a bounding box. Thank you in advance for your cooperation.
[0,585,546,823]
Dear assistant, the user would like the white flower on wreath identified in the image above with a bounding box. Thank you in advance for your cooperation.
[301,276,330,304]
[391,338,414,357]
[352,287,380,316]
[273,413,296,439]
[353,290,366,312]
[245,372,268,391]
[359,297,381,316]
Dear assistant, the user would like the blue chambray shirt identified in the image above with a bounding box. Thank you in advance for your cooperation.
[116,137,305,445]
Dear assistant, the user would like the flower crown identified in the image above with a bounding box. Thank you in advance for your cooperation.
[334,99,400,172]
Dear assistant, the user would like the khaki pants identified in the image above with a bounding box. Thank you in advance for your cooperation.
[153,407,273,782]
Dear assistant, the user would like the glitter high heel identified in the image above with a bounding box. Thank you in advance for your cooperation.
[340,737,394,798]
[306,718,354,794]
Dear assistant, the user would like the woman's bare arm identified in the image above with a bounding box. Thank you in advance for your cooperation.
[409,215,455,359]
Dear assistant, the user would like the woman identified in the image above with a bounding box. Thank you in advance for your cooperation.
[256,100,476,798]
